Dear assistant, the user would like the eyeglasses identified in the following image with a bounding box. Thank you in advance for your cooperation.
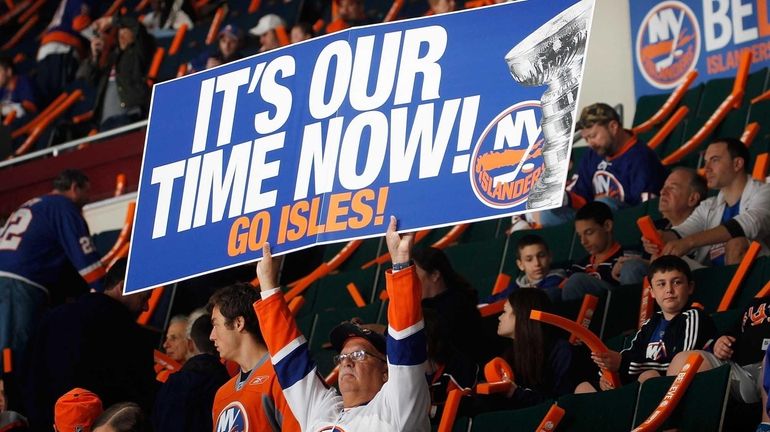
[333,349,386,365]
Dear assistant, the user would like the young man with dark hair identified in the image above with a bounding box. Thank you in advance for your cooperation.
[655,138,770,266]
[561,201,624,301]
[209,283,299,432]
[575,255,716,392]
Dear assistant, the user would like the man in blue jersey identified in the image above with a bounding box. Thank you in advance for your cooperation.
[532,103,667,227]
[0,169,105,378]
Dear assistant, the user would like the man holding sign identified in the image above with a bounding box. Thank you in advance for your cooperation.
[253,216,430,431]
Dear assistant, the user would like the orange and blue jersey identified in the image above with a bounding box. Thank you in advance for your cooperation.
[211,354,300,432]
[0,194,104,292]
[254,266,430,431]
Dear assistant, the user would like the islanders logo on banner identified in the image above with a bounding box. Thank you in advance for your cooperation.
[470,101,545,209]
[215,402,249,432]
[635,0,700,89]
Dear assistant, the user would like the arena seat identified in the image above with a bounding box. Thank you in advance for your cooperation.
[632,364,730,432]
[555,381,640,432]
[469,401,554,431]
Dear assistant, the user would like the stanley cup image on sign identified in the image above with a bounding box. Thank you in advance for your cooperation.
[126,0,596,294]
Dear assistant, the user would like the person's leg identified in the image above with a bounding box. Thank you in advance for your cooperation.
[637,370,661,383]
[619,259,649,285]
[666,350,715,376]
[561,273,612,302]
[574,381,598,394]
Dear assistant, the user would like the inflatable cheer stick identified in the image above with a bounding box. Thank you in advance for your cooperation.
[531,310,621,388]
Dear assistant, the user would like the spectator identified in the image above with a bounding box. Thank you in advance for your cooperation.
[162,315,190,365]
[574,256,716,392]
[329,0,372,31]
[188,24,243,73]
[413,246,493,364]
[253,216,430,430]
[614,167,708,284]
[79,15,155,131]
[0,56,39,130]
[0,169,105,384]
[493,289,575,408]
[666,294,770,406]
[92,403,149,432]
[208,283,300,431]
[25,258,156,431]
[140,0,194,37]
[427,0,456,14]
[423,308,477,424]
[485,234,567,303]
[54,388,103,432]
[290,22,314,44]
[561,201,624,301]
[538,103,667,227]
[249,14,286,53]
[36,0,94,104]
[153,313,229,432]
[0,377,27,430]
[657,138,770,266]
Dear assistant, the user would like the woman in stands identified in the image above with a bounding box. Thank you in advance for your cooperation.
[494,289,575,408]
[413,247,496,364]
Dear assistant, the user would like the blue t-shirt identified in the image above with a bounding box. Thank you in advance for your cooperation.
[710,199,741,266]
[645,319,670,361]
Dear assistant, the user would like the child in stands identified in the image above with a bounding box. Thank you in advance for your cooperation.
[575,255,716,392]
[562,201,624,301]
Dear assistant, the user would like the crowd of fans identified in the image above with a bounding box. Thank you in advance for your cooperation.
[1,0,770,431]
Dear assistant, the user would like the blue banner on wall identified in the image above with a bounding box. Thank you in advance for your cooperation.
[125,0,594,294]
[630,0,770,97]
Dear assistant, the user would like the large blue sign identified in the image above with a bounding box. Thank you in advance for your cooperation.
[125,0,593,293]
[630,0,770,97]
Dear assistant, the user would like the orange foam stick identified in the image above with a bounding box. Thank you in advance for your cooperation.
[324,365,339,385]
[284,264,330,301]
[206,7,225,45]
[569,294,599,345]
[286,240,362,289]
[476,357,514,394]
[287,296,304,316]
[102,201,136,265]
[662,92,740,165]
[633,70,698,135]
[168,24,188,55]
[134,0,151,12]
[718,241,761,311]
[755,280,770,299]
[631,352,703,432]
[14,89,83,156]
[147,47,165,84]
[137,285,164,325]
[731,50,752,106]
[114,173,126,197]
[346,283,366,307]
[751,88,770,104]
[753,153,768,182]
[176,63,188,77]
[275,25,289,47]
[383,0,403,22]
[17,0,43,23]
[431,224,468,249]
[2,109,16,126]
[478,299,505,318]
[437,388,467,432]
[639,276,654,330]
[535,404,566,432]
[102,0,125,18]
[637,215,665,250]
[12,93,67,139]
[491,273,512,296]
[531,310,622,389]
[248,0,260,14]
[741,122,760,148]
[2,14,36,50]
[2,348,11,373]
[647,105,688,150]
[153,349,181,372]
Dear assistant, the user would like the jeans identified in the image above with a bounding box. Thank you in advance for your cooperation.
[0,277,47,375]
[561,272,615,302]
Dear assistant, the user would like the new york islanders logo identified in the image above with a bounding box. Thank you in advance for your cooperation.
[636,1,700,89]
[215,402,249,432]
[470,101,545,209]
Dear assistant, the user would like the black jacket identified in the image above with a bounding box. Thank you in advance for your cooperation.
[153,353,230,432]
